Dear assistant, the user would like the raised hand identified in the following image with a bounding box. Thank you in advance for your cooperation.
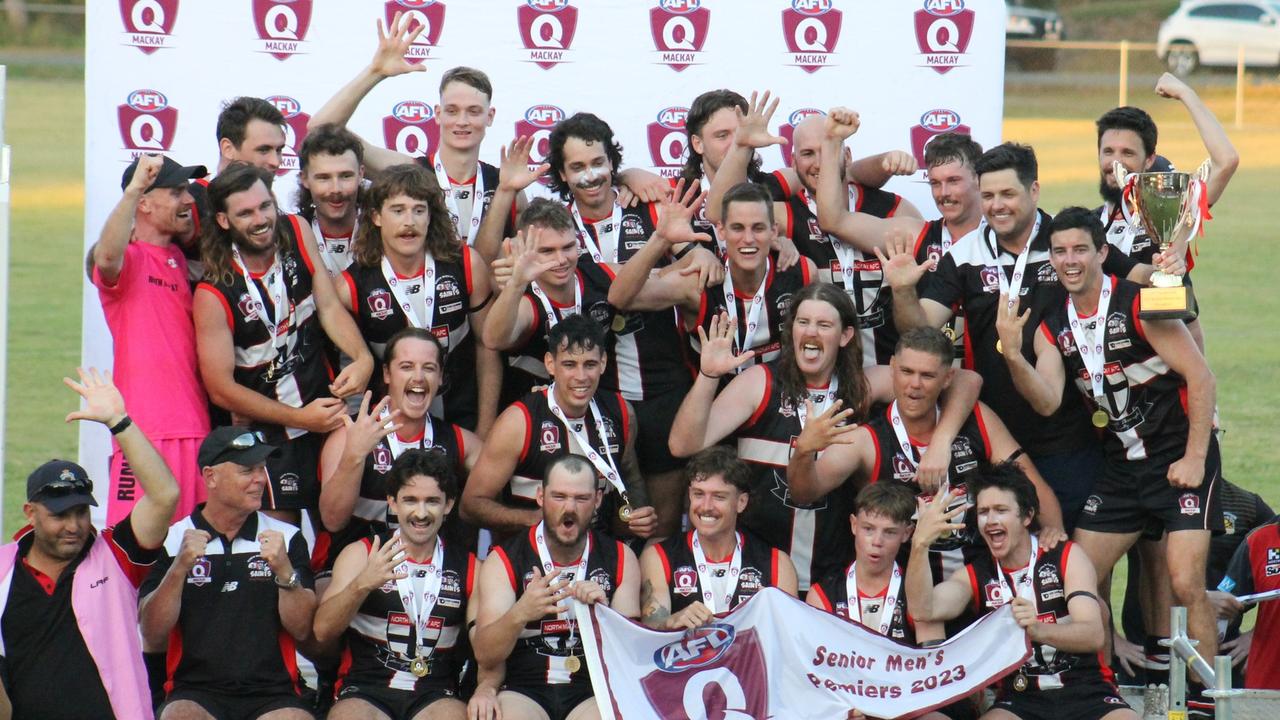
[175,528,211,573]
[825,107,860,141]
[874,230,934,291]
[258,529,293,578]
[127,154,165,192]
[912,486,968,551]
[793,399,859,456]
[654,179,713,248]
[509,228,560,288]
[355,533,409,594]
[697,312,756,379]
[1155,72,1193,102]
[994,293,1029,359]
[371,11,428,78]
[343,392,403,459]
[64,367,128,427]
[491,241,516,291]
[735,90,787,149]
[513,566,573,623]
[879,150,918,177]
[498,136,548,193]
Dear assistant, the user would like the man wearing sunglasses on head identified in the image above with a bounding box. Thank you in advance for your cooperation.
[140,426,317,720]
[0,368,180,720]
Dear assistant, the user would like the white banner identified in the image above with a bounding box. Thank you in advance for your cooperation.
[575,587,1030,720]
[81,0,1007,521]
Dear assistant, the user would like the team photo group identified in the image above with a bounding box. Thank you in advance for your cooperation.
[7,3,1280,720]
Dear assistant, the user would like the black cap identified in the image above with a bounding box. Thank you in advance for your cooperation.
[27,460,99,514]
[198,427,279,469]
[1150,154,1176,173]
[120,155,208,192]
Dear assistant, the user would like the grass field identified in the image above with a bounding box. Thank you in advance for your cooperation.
[2,75,1277,543]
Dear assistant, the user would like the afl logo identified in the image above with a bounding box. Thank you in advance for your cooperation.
[653,623,736,672]
[920,109,961,131]
[394,100,434,124]
[524,104,564,128]
[266,95,302,119]
[128,89,168,113]
[383,101,438,158]
[655,106,687,130]
[909,108,971,171]
[792,0,832,15]
[119,89,178,153]
[923,0,965,17]
[647,106,689,174]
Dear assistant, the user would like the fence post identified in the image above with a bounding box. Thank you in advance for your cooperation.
[1236,44,1245,129]
[1119,39,1130,107]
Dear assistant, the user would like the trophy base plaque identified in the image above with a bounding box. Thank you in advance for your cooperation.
[1139,284,1197,321]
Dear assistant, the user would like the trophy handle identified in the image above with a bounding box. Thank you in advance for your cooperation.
[1113,161,1139,225]
[1181,158,1213,238]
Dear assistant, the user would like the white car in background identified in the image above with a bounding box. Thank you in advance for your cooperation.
[1158,0,1280,75]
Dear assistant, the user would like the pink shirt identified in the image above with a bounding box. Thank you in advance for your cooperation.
[94,241,209,439]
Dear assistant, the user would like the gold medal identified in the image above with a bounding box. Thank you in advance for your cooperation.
[941,325,957,342]
[1091,409,1109,428]
[995,339,1003,354]
[1013,672,1028,692]
[410,657,430,677]
[618,503,633,523]
[566,655,582,673]
[611,314,627,333]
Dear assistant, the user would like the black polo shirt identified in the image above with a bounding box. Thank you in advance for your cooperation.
[140,507,313,696]
[0,517,158,720]
[920,208,1138,456]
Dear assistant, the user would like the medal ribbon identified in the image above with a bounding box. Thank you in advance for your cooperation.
[311,216,357,275]
[231,246,292,358]
[991,213,1041,302]
[534,521,591,657]
[544,386,627,501]
[434,158,485,246]
[1065,277,1113,419]
[393,537,446,662]
[845,561,902,637]
[992,534,1040,609]
[888,400,948,486]
[381,254,437,330]
[529,276,582,331]
[721,257,771,365]
[690,531,743,614]
[803,191,857,296]
[380,407,435,460]
[570,201,622,264]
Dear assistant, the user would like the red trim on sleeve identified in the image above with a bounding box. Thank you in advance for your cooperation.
[1059,541,1073,585]
[784,201,796,240]
[463,247,477,296]
[772,170,792,199]
[810,582,833,612]
[1038,321,1056,346]
[493,546,517,591]
[466,553,477,598]
[744,365,773,429]
[617,392,631,445]
[1131,292,1149,343]
[516,402,533,464]
[341,271,357,314]
[800,258,812,286]
[164,628,184,694]
[695,292,709,330]
[452,425,467,473]
[654,543,672,583]
[868,426,883,482]
[886,195,903,218]
[973,403,994,460]
[913,221,932,259]
[197,283,235,330]
[360,536,374,551]
[770,548,781,587]
[967,564,982,614]
[599,264,617,281]
[615,540,626,586]
[288,214,315,275]
[520,294,543,345]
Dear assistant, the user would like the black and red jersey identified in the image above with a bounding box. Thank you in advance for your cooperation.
[1220,516,1280,689]
[809,563,914,644]
[507,389,630,509]
[414,155,517,242]
[195,215,330,443]
[733,361,855,591]
[688,256,811,372]
[914,219,976,360]
[341,252,480,427]
[1040,276,1192,465]
[336,532,474,693]
[692,167,791,256]
[652,531,781,614]
[491,528,625,688]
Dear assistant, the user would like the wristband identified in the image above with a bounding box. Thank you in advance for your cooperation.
[672,242,697,261]
[109,416,133,435]
[699,369,722,380]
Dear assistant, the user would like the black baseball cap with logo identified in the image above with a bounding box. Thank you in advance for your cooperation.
[197,427,278,469]
[27,460,99,514]
[120,155,208,192]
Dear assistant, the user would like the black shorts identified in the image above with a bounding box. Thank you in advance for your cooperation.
[264,431,322,511]
[990,680,1130,720]
[161,686,308,720]
[503,682,595,720]
[1075,437,1223,535]
[335,681,458,719]
[631,389,687,474]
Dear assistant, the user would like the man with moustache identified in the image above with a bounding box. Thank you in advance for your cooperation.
[139,427,316,719]
[91,154,211,523]
[193,163,373,520]
[882,143,1168,532]
[908,463,1135,720]
[294,124,366,276]
[0,370,179,720]
[315,449,477,720]
[995,207,1222,698]
[464,314,656,541]
[640,446,798,631]
[470,455,642,720]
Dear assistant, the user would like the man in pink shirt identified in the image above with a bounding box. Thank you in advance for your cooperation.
[91,153,211,523]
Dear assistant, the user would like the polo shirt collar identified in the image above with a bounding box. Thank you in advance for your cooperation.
[191,504,260,543]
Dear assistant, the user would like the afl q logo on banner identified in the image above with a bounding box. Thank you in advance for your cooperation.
[909,108,971,172]
[517,0,578,70]
[119,0,178,54]
[516,104,565,186]
[266,95,311,176]
[117,89,178,157]
[781,0,843,73]
[650,0,709,72]
[252,0,312,61]
[383,100,439,158]
[641,625,769,719]
[914,0,975,74]
[384,0,446,65]
[778,107,824,166]
[647,106,689,178]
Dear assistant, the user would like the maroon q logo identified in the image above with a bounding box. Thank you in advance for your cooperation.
[914,0,975,74]
[515,104,564,186]
[384,0,446,65]
[647,106,689,178]
[382,101,440,158]
[252,0,313,61]
[649,0,709,72]
[117,89,178,155]
[781,0,842,74]
[640,626,769,719]
[909,108,971,170]
[517,0,578,70]
[119,0,179,54]
[266,95,311,176]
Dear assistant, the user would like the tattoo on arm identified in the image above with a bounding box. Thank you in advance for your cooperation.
[641,579,670,624]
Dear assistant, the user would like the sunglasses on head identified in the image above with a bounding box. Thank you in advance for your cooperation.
[38,475,93,497]
[229,430,267,450]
